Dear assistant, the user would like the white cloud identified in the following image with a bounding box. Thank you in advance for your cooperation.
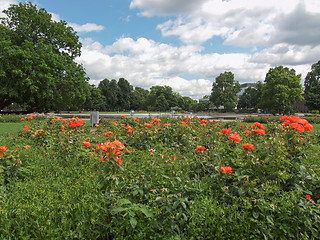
[49,13,104,33]
[69,23,104,33]
[134,0,320,49]
[77,37,276,99]
[0,0,17,17]
[130,0,208,16]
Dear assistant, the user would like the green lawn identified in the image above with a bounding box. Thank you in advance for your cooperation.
[0,122,23,135]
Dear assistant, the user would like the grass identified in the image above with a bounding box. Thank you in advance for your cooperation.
[0,122,23,135]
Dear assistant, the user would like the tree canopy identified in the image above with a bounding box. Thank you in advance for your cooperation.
[210,71,241,112]
[304,60,320,111]
[0,2,90,111]
[237,82,263,110]
[260,66,303,114]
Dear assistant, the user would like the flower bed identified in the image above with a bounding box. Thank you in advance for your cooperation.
[0,115,319,239]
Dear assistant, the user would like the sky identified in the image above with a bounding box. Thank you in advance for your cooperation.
[1,0,320,99]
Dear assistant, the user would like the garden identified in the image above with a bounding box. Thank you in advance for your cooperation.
[0,114,319,239]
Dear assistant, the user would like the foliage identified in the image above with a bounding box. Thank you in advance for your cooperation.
[238,81,263,110]
[210,71,241,112]
[304,60,320,111]
[0,115,319,239]
[96,78,196,112]
[0,2,90,111]
[259,66,303,114]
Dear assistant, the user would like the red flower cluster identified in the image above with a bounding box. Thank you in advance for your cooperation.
[68,118,84,128]
[0,146,7,156]
[250,122,266,135]
[96,140,126,165]
[229,133,242,143]
[222,128,232,135]
[242,143,254,151]
[82,141,91,148]
[21,115,36,121]
[196,146,206,152]
[220,164,233,173]
[52,118,67,124]
[103,131,113,136]
[280,115,313,133]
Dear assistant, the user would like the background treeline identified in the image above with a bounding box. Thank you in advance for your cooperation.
[82,78,202,112]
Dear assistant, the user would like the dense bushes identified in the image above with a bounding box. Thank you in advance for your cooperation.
[0,115,319,239]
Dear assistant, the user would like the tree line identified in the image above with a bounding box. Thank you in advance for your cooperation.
[1,2,320,114]
[83,78,199,112]
[209,62,320,114]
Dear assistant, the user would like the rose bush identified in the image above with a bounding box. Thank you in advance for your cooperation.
[0,115,319,239]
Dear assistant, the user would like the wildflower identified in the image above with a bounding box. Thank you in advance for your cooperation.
[242,143,254,151]
[250,122,264,130]
[24,145,31,150]
[21,118,25,121]
[180,121,188,126]
[290,123,305,133]
[144,123,151,127]
[82,141,91,147]
[70,121,77,128]
[196,146,206,152]
[240,125,245,128]
[172,155,177,160]
[220,164,233,173]
[0,146,7,156]
[222,128,232,135]
[244,130,250,135]
[280,115,289,122]
[304,123,313,132]
[229,134,242,143]
[23,126,29,132]
[121,115,125,118]
[252,129,265,135]
[306,195,311,200]
[103,131,113,136]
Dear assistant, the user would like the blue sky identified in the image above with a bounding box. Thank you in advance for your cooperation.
[1,0,320,99]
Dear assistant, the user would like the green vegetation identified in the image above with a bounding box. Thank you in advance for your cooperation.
[0,123,23,135]
[0,2,89,112]
[0,114,319,239]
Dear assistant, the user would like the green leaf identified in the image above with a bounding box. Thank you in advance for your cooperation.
[119,199,131,205]
[253,212,259,219]
[266,215,274,225]
[130,217,137,228]
[111,207,126,214]
[140,207,153,218]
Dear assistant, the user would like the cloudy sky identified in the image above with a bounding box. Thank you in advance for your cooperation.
[1,0,320,99]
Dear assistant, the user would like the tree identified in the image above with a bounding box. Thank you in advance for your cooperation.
[82,85,106,111]
[117,78,133,110]
[98,78,120,111]
[148,86,175,111]
[260,66,303,114]
[237,82,263,110]
[304,60,320,111]
[131,87,149,111]
[0,2,90,111]
[210,71,241,112]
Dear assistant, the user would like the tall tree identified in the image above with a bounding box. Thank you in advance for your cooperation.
[210,71,241,112]
[117,78,133,110]
[0,2,90,111]
[237,82,263,110]
[82,85,106,111]
[304,60,320,111]
[131,87,149,111]
[260,66,303,114]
